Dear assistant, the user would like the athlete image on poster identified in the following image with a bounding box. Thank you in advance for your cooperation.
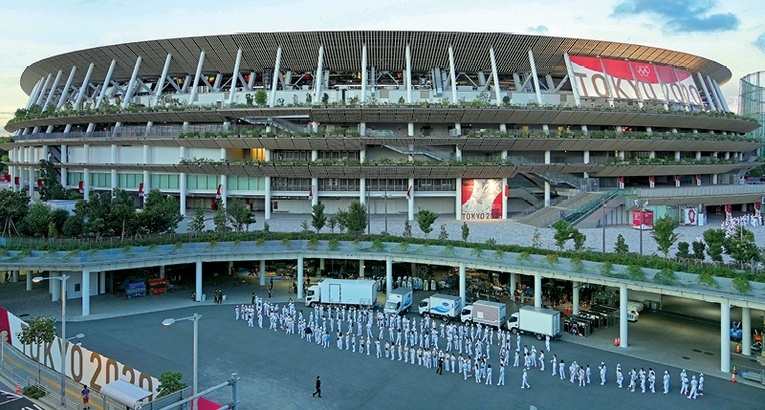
[461,179,502,220]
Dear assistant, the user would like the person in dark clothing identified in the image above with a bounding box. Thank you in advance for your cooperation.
[437,357,444,375]
[312,376,322,398]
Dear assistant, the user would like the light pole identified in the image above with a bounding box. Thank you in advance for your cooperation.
[636,199,649,256]
[601,199,607,255]
[383,179,389,234]
[163,313,201,409]
[33,274,70,407]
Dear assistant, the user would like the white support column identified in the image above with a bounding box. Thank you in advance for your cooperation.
[259,260,266,286]
[179,173,187,216]
[153,54,173,107]
[72,63,94,110]
[360,44,368,103]
[455,177,462,220]
[534,273,542,308]
[314,45,324,104]
[99,272,106,294]
[544,150,551,206]
[359,178,366,205]
[742,307,752,356]
[710,78,730,112]
[448,46,458,104]
[27,167,34,199]
[195,259,202,302]
[26,78,43,109]
[269,47,283,108]
[43,70,63,109]
[95,60,117,109]
[297,256,304,299]
[26,270,32,291]
[311,177,318,207]
[83,144,90,201]
[121,56,142,109]
[405,44,412,104]
[220,174,228,208]
[264,176,272,220]
[563,53,582,107]
[359,260,365,278]
[408,177,414,221]
[620,284,629,348]
[459,263,466,306]
[510,272,517,296]
[35,74,53,106]
[697,72,716,111]
[82,268,90,316]
[227,49,242,106]
[60,144,68,187]
[56,66,77,108]
[528,49,543,105]
[720,300,730,372]
[489,47,501,106]
[572,281,580,315]
[385,257,393,296]
[188,51,206,105]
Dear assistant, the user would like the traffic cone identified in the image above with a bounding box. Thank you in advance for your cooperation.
[736,344,741,353]
[614,337,620,346]
[731,366,737,382]
[15,382,20,394]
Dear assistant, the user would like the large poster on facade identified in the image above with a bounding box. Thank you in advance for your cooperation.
[461,179,502,220]
[0,306,159,398]
[570,56,702,106]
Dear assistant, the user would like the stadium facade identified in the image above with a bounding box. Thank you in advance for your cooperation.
[3,31,763,227]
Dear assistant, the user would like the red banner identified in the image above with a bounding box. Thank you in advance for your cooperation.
[461,179,502,220]
[632,209,654,230]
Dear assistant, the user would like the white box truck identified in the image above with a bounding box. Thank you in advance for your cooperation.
[506,306,561,340]
[418,293,462,318]
[384,288,413,315]
[460,300,507,328]
[305,279,379,307]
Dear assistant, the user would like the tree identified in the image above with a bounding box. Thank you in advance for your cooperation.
[37,160,66,201]
[213,205,229,233]
[402,219,412,238]
[136,189,183,235]
[157,371,188,398]
[676,242,690,259]
[327,215,337,234]
[438,224,449,240]
[692,240,706,261]
[531,228,542,249]
[300,220,310,234]
[62,215,84,237]
[416,209,438,238]
[552,219,571,251]
[20,202,53,237]
[0,189,30,235]
[16,315,56,347]
[346,200,367,236]
[336,209,348,233]
[651,215,679,258]
[226,199,255,232]
[254,90,267,106]
[311,203,326,233]
[571,229,586,252]
[614,234,629,254]
[75,189,136,238]
[461,222,470,242]
[189,208,206,233]
[725,226,760,266]
[703,228,726,262]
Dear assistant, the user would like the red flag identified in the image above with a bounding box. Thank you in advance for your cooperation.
[216,184,222,200]
[308,186,314,201]
[37,179,43,188]
[405,185,413,201]
[78,181,84,193]
[138,182,145,197]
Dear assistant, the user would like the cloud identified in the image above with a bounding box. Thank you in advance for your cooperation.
[527,25,549,34]
[755,33,765,52]
[611,0,739,33]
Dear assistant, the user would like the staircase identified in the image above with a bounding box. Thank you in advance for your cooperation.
[535,172,585,190]
[516,191,592,227]
[562,189,623,227]
[382,145,451,161]
[240,116,309,134]
[507,186,543,207]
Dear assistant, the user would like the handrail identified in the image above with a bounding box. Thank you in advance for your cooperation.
[564,189,625,226]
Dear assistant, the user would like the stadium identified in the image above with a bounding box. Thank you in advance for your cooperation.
[3,31,763,227]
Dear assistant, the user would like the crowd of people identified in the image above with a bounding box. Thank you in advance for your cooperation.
[233,299,706,398]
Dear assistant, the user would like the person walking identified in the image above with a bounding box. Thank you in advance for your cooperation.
[312,376,322,398]
[599,362,607,385]
[497,364,505,386]
[521,368,530,389]
[663,370,670,394]
[81,385,90,409]
[687,375,698,399]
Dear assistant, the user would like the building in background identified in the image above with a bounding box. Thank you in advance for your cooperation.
[2,31,763,228]
[740,71,765,155]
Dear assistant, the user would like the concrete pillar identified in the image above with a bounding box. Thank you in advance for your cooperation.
[179,173,187,216]
[741,203,747,212]
[534,274,542,308]
[510,272,517,297]
[720,300,730,372]
[264,176,272,220]
[319,258,325,273]
[195,259,202,302]
[311,177,318,207]
[544,183,551,207]
[359,260,365,278]
[26,271,32,291]
[159,265,166,279]
[297,256,304,299]
[82,269,90,316]
[675,151,681,161]
[408,177,414,221]
[712,174,718,185]
[386,257,393,296]
[359,178,366,205]
[99,272,106,294]
[572,281,580,315]
[459,263,466,305]
[620,284,628,348]
[11,270,18,283]
[259,260,266,286]
[742,307,752,356]
[455,177,462,220]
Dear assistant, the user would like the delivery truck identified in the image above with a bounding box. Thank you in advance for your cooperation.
[384,288,413,315]
[305,279,379,307]
[460,300,507,328]
[506,306,561,340]
[418,293,462,318]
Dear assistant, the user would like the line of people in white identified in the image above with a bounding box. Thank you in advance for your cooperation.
[234,298,705,397]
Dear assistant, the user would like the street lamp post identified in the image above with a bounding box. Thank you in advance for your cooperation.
[33,274,70,407]
[637,199,649,256]
[383,179,389,234]
[601,199,607,255]
[163,313,201,409]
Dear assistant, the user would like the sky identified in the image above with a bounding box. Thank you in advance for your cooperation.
[1,0,764,135]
